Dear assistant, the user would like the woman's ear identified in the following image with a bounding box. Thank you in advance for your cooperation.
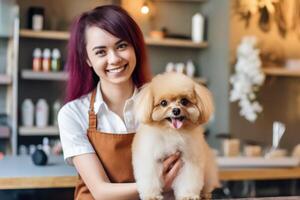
[194,83,214,124]
[134,83,153,123]
[86,58,92,67]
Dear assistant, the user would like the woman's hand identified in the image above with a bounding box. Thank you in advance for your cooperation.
[162,152,183,192]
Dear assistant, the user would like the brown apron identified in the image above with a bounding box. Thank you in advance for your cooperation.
[74,89,135,200]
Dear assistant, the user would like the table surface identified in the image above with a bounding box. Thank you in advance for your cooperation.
[1,156,300,189]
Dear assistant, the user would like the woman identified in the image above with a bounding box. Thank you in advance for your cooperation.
[58,5,182,200]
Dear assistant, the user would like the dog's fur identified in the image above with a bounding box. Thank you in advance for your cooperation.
[132,73,220,200]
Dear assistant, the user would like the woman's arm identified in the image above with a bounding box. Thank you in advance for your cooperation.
[73,153,139,200]
[73,152,182,200]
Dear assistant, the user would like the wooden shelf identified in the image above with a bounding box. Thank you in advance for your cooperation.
[20,29,69,40]
[153,0,205,2]
[19,126,59,136]
[0,74,12,85]
[21,70,69,81]
[145,37,207,48]
[20,29,208,48]
[263,67,300,77]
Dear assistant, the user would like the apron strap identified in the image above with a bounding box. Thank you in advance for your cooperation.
[88,89,97,131]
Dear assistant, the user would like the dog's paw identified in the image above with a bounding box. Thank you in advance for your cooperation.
[142,194,163,200]
[178,195,200,200]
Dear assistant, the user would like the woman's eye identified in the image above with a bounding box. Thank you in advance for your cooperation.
[160,100,168,107]
[95,50,106,57]
[117,43,128,50]
[180,98,189,106]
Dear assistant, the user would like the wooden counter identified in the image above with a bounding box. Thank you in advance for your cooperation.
[1,156,300,189]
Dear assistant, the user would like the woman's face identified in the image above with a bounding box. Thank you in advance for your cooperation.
[85,26,136,86]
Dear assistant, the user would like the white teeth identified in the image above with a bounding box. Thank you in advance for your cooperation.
[107,65,126,73]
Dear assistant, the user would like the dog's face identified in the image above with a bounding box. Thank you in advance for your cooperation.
[135,72,214,130]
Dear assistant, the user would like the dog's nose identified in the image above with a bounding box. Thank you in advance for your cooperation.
[172,108,181,116]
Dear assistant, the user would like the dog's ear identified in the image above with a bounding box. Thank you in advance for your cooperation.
[194,83,214,124]
[134,83,153,123]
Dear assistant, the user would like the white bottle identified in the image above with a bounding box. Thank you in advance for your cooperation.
[36,99,49,127]
[42,137,51,155]
[165,62,175,72]
[186,60,196,77]
[21,99,34,126]
[175,62,185,74]
[192,13,205,43]
[52,100,61,126]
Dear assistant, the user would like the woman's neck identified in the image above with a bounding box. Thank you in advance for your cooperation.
[100,79,134,118]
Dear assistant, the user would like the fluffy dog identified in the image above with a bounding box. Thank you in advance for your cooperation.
[132,72,220,200]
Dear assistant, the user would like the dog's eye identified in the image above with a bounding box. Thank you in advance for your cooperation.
[180,98,189,106]
[160,100,168,107]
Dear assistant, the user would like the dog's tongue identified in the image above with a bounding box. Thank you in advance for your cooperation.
[171,118,183,129]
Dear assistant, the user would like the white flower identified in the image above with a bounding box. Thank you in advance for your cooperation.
[230,36,265,122]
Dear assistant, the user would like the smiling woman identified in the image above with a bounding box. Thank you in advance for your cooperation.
[85,26,137,87]
[58,5,185,200]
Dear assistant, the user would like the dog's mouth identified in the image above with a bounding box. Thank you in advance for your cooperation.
[166,116,186,129]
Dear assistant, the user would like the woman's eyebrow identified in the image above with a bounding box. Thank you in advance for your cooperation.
[92,39,124,51]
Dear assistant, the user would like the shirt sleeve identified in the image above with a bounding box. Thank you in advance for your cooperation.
[58,103,95,165]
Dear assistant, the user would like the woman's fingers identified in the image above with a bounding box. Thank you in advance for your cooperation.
[163,158,183,192]
[162,152,181,173]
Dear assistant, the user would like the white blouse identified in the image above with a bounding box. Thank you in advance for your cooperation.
[58,82,138,165]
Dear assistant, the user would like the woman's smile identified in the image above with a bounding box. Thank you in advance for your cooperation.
[106,64,128,74]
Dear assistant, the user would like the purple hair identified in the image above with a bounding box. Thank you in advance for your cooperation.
[65,5,151,102]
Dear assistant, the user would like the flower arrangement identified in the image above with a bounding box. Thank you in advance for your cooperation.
[230,36,266,122]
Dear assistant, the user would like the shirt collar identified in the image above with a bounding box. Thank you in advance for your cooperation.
[93,81,138,114]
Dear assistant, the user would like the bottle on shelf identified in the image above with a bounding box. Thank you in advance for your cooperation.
[192,13,205,43]
[42,137,51,155]
[32,48,42,71]
[51,48,61,71]
[21,99,34,127]
[42,48,51,72]
[186,60,196,77]
[35,99,49,127]
[52,100,61,126]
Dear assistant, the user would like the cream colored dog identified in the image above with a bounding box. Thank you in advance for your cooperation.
[132,72,220,200]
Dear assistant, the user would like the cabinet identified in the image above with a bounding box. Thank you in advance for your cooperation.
[17,32,67,155]
[0,0,19,155]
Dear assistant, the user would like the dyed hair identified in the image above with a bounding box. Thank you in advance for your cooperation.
[65,5,151,102]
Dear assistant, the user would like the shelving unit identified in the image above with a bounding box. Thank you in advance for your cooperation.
[0,74,12,85]
[0,14,19,155]
[263,67,300,77]
[19,126,59,136]
[21,70,68,81]
[20,29,208,49]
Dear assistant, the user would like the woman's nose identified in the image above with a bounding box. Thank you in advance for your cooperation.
[107,51,122,65]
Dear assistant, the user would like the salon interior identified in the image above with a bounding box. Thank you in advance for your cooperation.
[1,0,300,199]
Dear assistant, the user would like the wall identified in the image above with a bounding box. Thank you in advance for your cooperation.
[229,3,300,150]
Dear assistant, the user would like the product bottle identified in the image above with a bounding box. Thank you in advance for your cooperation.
[52,100,61,126]
[21,99,34,126]
[32,48,42,71]
[51,48,61,71]
[35,98,49,127]
[42,137,51,155]
[192,13,205,43]
[42,48,51,72]
[28,6,44,31]
[186,60,196,77]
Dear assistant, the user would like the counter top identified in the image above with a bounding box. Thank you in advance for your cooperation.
[0,155,76,189]
[1,156,300,189]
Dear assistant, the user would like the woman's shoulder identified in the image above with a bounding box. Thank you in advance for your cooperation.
[58,93,91,121]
